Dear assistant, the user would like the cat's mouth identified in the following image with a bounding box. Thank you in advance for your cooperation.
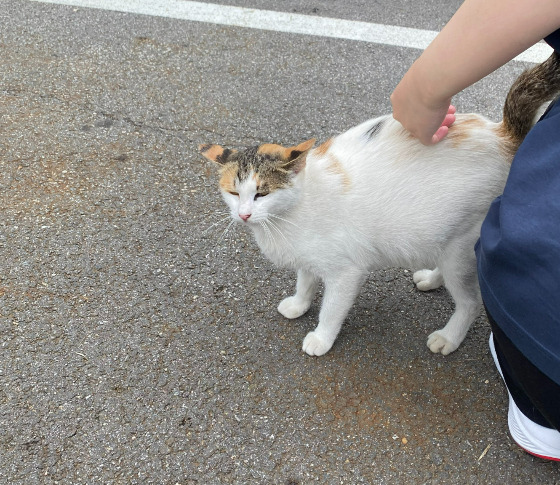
[236,213,268,226]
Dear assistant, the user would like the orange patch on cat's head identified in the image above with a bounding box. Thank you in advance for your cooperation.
[257,139,316,161]
[257,144,289,159]
[199,144,237,165]
[218,163,239,192]
[200,143,241,192]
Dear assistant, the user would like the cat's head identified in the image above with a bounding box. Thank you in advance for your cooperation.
[199,139,315,224]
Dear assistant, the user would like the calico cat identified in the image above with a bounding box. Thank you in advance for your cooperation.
[200,52,560,357]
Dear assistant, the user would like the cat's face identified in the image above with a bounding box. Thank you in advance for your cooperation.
[200,139,315,224]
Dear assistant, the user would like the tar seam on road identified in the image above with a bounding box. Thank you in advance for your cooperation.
[30,0,552,63]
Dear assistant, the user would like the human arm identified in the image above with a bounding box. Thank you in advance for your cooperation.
[391,0,560,145]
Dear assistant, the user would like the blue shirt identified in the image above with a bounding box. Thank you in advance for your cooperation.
[476,31,560,385]
[546,29,560,51]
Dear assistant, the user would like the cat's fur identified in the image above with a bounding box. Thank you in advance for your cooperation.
[200,52,560,357]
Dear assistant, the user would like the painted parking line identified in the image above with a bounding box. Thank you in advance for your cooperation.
[31,0,552,63]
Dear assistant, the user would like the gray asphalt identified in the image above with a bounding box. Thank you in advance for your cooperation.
[1,1,558,484]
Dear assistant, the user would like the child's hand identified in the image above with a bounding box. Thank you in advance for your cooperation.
[391,68,456,145]
[431,105,457,144]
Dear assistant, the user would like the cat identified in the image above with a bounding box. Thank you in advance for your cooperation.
[200,52,560,357]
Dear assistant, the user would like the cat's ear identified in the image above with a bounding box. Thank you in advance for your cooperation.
[199,144,237,166]
[283,138,316,174]
[287,138,316,159]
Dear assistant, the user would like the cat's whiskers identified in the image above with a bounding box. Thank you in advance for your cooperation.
[266,218,293,250]
[268,213,301,230]
[216,219,235,245]
[259,220,276,247]
[202,214,232,235]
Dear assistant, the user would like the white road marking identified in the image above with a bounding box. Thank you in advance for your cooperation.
[31,0,552,63]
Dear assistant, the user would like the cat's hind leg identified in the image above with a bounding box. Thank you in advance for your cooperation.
[278,269,319,319]
[302,269,366,356]
[413,267,443,291]
[427,249,481,355]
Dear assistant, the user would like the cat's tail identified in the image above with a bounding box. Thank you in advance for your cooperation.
[502,51,560,146]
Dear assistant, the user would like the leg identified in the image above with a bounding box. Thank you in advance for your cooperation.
[488,311,560,430]
[427,251,481,355]
[302,270,366,356]
[278,269,319,319]
[488,312,560,460]
[413,267,443,291]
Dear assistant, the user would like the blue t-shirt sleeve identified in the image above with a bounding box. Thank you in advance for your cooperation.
[545,28,560,52]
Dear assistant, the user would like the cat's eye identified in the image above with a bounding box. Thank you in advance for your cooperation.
[254,192,267,200]
[228,191,239,197]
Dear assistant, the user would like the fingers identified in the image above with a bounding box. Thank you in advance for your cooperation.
[431,125,449,144]
[431,105,456,143]
[442,106,456,127]
[442,112,456,127]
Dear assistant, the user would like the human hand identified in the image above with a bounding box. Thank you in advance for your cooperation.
[390,0,560,145]
[393,99,456,145]
[390,57,457,145]
[391,71,456,145]
[430,105,457,144]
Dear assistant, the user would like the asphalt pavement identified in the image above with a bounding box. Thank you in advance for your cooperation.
[1,1,559,483]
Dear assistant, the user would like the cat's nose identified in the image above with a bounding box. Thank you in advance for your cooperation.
[239,213,251,222]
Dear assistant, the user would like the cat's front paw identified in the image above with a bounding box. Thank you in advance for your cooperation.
[427,330,459,355]
[302,331,333,356]
[413,269,443,291]
[278,296,311,319]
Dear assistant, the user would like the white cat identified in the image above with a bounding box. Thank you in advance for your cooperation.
[200,53,560,356]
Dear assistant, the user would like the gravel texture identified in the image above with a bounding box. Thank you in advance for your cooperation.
[0,1,558,484]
